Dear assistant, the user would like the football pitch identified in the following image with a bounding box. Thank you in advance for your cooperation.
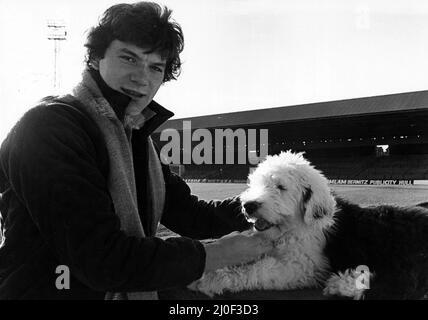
[187,182,428,207]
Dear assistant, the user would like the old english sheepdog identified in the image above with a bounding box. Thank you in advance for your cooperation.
[188,151,428,299]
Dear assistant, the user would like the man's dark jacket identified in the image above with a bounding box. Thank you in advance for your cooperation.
[0,71,250,299]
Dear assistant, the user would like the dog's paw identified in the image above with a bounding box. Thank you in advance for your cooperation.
[187,269,242,298]
[187,280,199,292]
[187,277,220,298]
[187,284,218,298]
[323,268,370,300]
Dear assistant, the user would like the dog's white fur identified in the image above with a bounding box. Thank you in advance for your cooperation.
[188,151,368,299]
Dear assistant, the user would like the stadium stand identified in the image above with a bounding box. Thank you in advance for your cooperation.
[307,154,428,180]
[154,90,428,183]
[181,164,249,182]
[177,154,428,181]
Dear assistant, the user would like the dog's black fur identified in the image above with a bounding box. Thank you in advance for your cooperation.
[324,197,428,299]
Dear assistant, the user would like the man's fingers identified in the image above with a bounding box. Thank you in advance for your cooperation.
[221,231,240,239]
[255,225,283,240]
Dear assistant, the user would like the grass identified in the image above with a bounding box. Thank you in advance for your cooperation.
[187,182,428,207]
[157,183,428,238]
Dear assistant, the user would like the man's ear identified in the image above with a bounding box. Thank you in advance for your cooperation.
[90,59,100,70]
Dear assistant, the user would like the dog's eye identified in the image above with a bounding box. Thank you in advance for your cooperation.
[277,184,286,191]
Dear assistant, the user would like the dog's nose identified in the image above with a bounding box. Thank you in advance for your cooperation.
[243,201,261,214]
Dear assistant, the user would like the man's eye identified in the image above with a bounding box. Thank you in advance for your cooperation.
[120,56,136,64]
[151,66,163,73]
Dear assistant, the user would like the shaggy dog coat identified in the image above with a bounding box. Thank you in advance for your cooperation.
[189,151,428,299]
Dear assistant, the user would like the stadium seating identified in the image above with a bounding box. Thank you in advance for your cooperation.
[181,164,249,181]
[309,154,428,180]
[176,153,428,181]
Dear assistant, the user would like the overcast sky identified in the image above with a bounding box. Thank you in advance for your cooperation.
[1,0,428,141]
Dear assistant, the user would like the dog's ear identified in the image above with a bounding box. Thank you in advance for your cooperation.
[301,184,336,225]
[302,187,312,204]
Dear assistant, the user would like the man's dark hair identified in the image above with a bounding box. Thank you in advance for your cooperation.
[85,2,184,82]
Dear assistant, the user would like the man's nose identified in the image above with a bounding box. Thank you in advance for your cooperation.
[130,67,149,86]
[243,201,261,214]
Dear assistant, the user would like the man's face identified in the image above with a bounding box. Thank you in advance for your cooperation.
[94,39,166,112]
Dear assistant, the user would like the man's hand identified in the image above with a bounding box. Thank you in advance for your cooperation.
[203,226,282,273]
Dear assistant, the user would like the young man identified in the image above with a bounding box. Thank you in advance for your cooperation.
[0,2,280,299]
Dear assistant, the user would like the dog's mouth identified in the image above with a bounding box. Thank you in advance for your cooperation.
[254,218,275,231]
